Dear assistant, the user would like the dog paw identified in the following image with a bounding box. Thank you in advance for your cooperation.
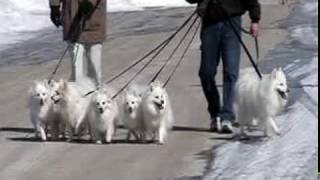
[157,140,165,145]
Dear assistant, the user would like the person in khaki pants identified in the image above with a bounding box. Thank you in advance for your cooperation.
[49,0,107,86]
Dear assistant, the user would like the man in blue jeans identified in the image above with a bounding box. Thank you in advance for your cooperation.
[186,0,261,133]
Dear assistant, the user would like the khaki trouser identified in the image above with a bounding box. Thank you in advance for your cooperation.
[69,43,102,86]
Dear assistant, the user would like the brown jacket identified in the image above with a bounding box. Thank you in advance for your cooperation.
[50,0,107,44]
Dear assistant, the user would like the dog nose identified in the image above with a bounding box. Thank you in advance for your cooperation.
[161,100,164,104]
[40,99,44,106]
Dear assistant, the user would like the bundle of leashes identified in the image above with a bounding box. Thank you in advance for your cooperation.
[84,10,201,98]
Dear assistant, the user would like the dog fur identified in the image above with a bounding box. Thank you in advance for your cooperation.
[122,85,145,142]
[28,80,58,141]
[235,68,289,137]
[88,88,119,144]
[50,78,95,141]
[141,81,173,144]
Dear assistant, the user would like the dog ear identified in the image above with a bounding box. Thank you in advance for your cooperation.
[272,69,278,79]
[152,80,163,87]
[279,67,284,73]
[150,85,154,92]
[28,86,34,95]
[33,80,40,86]
[48,79,57,86]
[60,80,68,91]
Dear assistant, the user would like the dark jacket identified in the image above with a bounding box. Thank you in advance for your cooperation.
[186,0,261,26]
[50,0,107,44]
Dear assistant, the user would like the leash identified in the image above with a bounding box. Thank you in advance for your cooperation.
[228,18,261,65]
[164,20,201,87]
[105,10,198,85]
[83,10,198,97]
[225,19,263,78]
[108,11,199,99]
[110,36,172,99]
[48,44,73,83]
[216,1,263,78]
[149,15,200,84]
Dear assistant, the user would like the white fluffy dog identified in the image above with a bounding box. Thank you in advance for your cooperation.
[122,85,145,142]
[235,68,289,137]
[28,80,58,141]
[88,88,119,144]
[51,78,95,141]
[141,81,173,144]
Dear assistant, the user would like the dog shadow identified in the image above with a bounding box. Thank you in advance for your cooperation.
[8,136,69,143]
[210,134,268,144]
[172,126,210,133]
[0,127,34,134]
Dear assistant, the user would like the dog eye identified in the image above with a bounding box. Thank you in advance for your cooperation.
[36,93,40,96]
[55,91,60,95]
[155,96,159,99]
[42,93,46,96]
[102,102,106,105]
[96,102,100,106]
[280,83,284,86]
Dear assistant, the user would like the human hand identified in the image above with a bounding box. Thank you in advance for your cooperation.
[50,6,61,28]
[250,23,260,37]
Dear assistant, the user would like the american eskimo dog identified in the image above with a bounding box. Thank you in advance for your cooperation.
[141,81,173,144]
[235,68,289,137]
[122,85,145,142]
[51,78,95,141]
[88,88,119,144]
[28,80,58,141]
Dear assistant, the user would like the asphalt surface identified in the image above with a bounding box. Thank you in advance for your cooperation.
[0,2,290,180]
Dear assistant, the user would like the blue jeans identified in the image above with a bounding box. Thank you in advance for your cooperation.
[199,16,241,122]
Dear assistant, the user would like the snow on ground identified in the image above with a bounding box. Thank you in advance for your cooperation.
[204,0,318,179]
[0,0,191,48]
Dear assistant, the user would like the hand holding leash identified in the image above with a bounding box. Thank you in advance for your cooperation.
[250,22,260,37]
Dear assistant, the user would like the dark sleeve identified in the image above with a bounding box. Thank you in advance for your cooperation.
[243,0,261,23]
[186,0,203,4]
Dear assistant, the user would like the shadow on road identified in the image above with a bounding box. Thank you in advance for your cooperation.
[0,127,34,133]
[172,126,210,133]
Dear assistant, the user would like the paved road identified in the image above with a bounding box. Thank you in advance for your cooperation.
[0,3,289,180]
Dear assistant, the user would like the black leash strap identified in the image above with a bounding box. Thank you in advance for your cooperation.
[227,17,260,64]
[149,15,200,84]
[48,44,73,83]
[84,10,198,97]
[255,36,260,64]
[214,1,263,79]
[164,20,201,87]
[110,36,172,99]
[226,19,262,78]
[109,11,199,99]
[105,10,198,85]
